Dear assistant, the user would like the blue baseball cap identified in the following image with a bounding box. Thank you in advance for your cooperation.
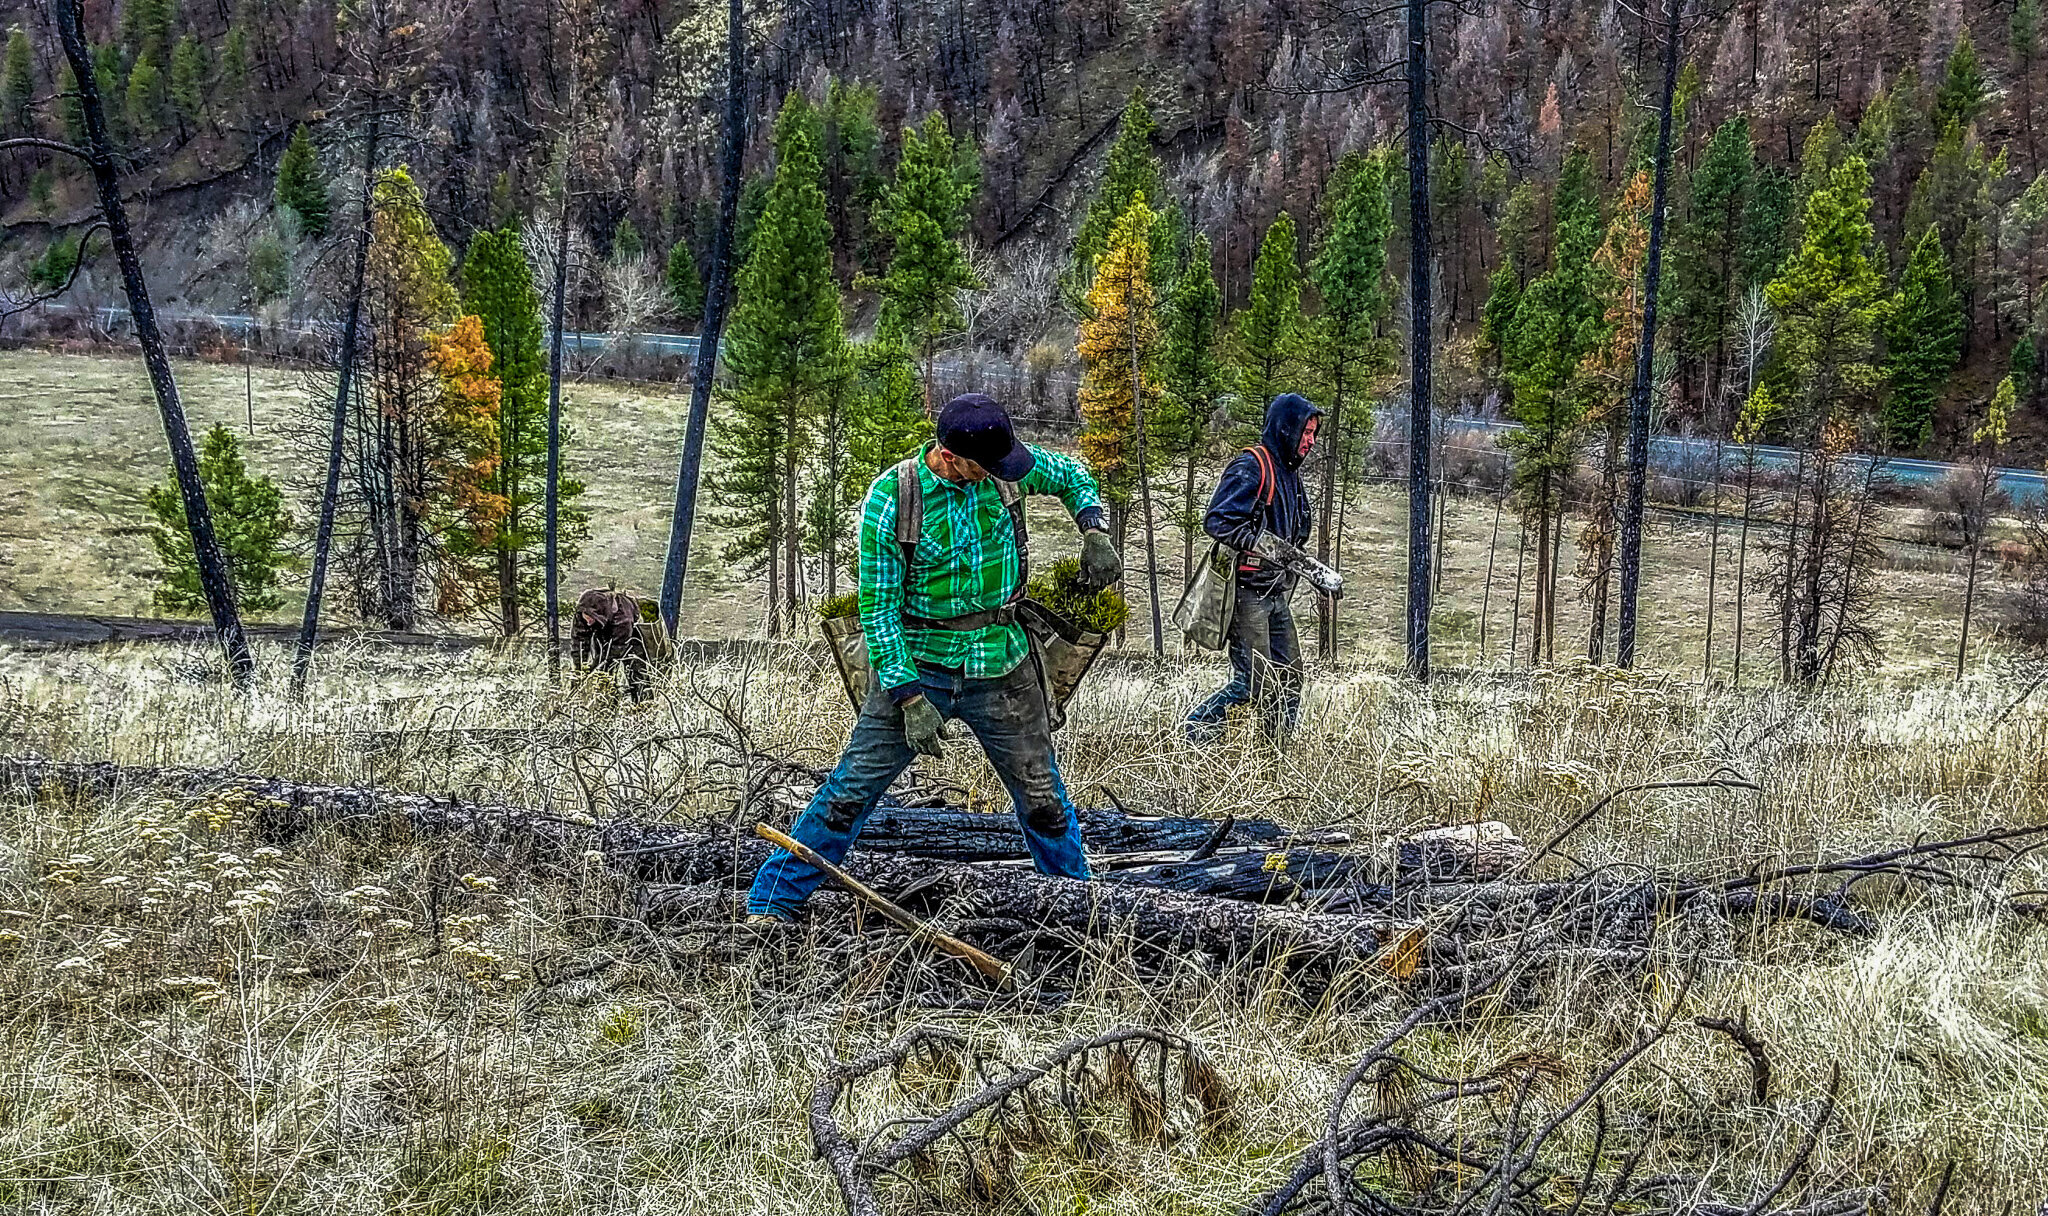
[936,393,1034,481]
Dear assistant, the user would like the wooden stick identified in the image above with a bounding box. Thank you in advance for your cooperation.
[754,823,1012,986]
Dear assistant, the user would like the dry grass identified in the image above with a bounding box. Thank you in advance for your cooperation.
[0,346,2002,681]
[2,638,2047,1211]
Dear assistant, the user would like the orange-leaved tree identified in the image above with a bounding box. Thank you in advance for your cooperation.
[1077,194,1163,649]
[426,314,509,618]
[1576,169,1651,663]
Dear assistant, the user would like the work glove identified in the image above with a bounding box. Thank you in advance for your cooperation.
[1079,529,1122,590]
[902,695,947,759]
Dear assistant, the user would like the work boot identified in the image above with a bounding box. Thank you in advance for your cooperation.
[745,913,787,926]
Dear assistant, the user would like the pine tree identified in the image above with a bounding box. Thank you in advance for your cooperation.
[124,52,163,138]
[219,25,249,129]
[844,335,932,496]
[665,239,704,319]
[1153,234,1224,581]
[2017,0,2040,172]
[1231,211,1303,436]
[1769,156,1886,424]
[610,216,644,264]
[1671,116,1754,406]
[148,424,293,617]
[1496,182,1539,268]
[867,110,977,407]
[1882,225,1965,449]
[821,78,886,279]
[1765,155,1889,684]
[1503,146,1604,664]
[1933,28,1989,133]
[463,225,577,635]
[120,0,174,65]
[168,34,203,133]
[1069,87,1177,298]
[275,124,331,237]
[714,90,844,637]
[1741,164,1795,289]
[1905,122,1995,351]
[357,166,461,629]
[1480,257,1522,366]
[2006,171,2048,338]
[811,339,921,599]
[1305,147,1397,657]
[422,315,510,620]
[1,28,33,134]
[1077,195,1164,648]
[56,60,84,144]
[92,43,126,147]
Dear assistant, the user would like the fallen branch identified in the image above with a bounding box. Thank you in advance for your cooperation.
[754,822,1011,985]
[812,1025,1234,1216]
[1695,1009,1772,1104]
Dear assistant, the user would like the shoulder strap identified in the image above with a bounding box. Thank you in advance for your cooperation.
[890,457,1030,600]
[994,478,1029,592]
[1244,445,1277,507]
[893,456,924,573]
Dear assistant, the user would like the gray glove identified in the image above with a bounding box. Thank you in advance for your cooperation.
[901,695,946,758]
[1079,529,1122,590]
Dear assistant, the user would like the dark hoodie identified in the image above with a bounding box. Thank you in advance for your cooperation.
[1202,392,1324,592]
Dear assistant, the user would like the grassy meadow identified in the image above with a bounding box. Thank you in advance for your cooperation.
[3,346,2047,1211]
[0,640,2046,1211]
[0,346,1998,681]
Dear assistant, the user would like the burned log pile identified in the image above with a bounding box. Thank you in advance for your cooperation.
[8,755,2040,1002]
[0,757,2021,1213]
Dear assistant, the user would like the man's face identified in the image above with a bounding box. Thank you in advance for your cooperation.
[935,447,992,483]
[1299,415,1320,456]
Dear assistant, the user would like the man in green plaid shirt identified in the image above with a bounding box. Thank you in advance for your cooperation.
[748,394,1122,921]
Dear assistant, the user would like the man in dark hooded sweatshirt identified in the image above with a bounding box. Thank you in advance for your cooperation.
[1187,392,1326,742]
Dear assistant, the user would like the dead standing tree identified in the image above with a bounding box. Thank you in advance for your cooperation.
[658,0,749,639]
[1614,0,1685,669]
[294,0,418,691]
[11,0,257,685]
[1776,420,1886,686]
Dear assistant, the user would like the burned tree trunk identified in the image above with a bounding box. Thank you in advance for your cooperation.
[53,0,254,687]
[658,0,749,638]
[295,112,381,692]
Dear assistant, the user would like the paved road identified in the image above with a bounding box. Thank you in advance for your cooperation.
[1450,416,2048,506]
[56,304,2048,506]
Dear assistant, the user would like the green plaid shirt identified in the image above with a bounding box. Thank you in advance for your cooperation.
[860,442,1102,691]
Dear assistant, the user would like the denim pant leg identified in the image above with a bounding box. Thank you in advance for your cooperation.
[746,679,922,917]
[956,661,1092,880]
[1188,584,1265,727]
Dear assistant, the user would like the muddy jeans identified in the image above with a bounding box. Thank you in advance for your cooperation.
[747,658,1092,918]
[1186,584,1303,739]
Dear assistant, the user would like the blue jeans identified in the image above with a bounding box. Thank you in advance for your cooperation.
[1187,584,1303,740]
[747,658,1092,918]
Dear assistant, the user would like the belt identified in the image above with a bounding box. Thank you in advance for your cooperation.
[902,601,1021,631]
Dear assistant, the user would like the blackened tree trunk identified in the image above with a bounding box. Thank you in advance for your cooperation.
[1480,488,1502,655]
[1615,0,1683,668]
[1317,388,1343,660]
[1404,0,1433,682]
[1704,428,1725,681]
[545,174,570,669]
[54,0,255,686]
[1733,448,1757,686]
[294,113,379,692]
[659,0,748,638]
[1133,294,1164,654]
